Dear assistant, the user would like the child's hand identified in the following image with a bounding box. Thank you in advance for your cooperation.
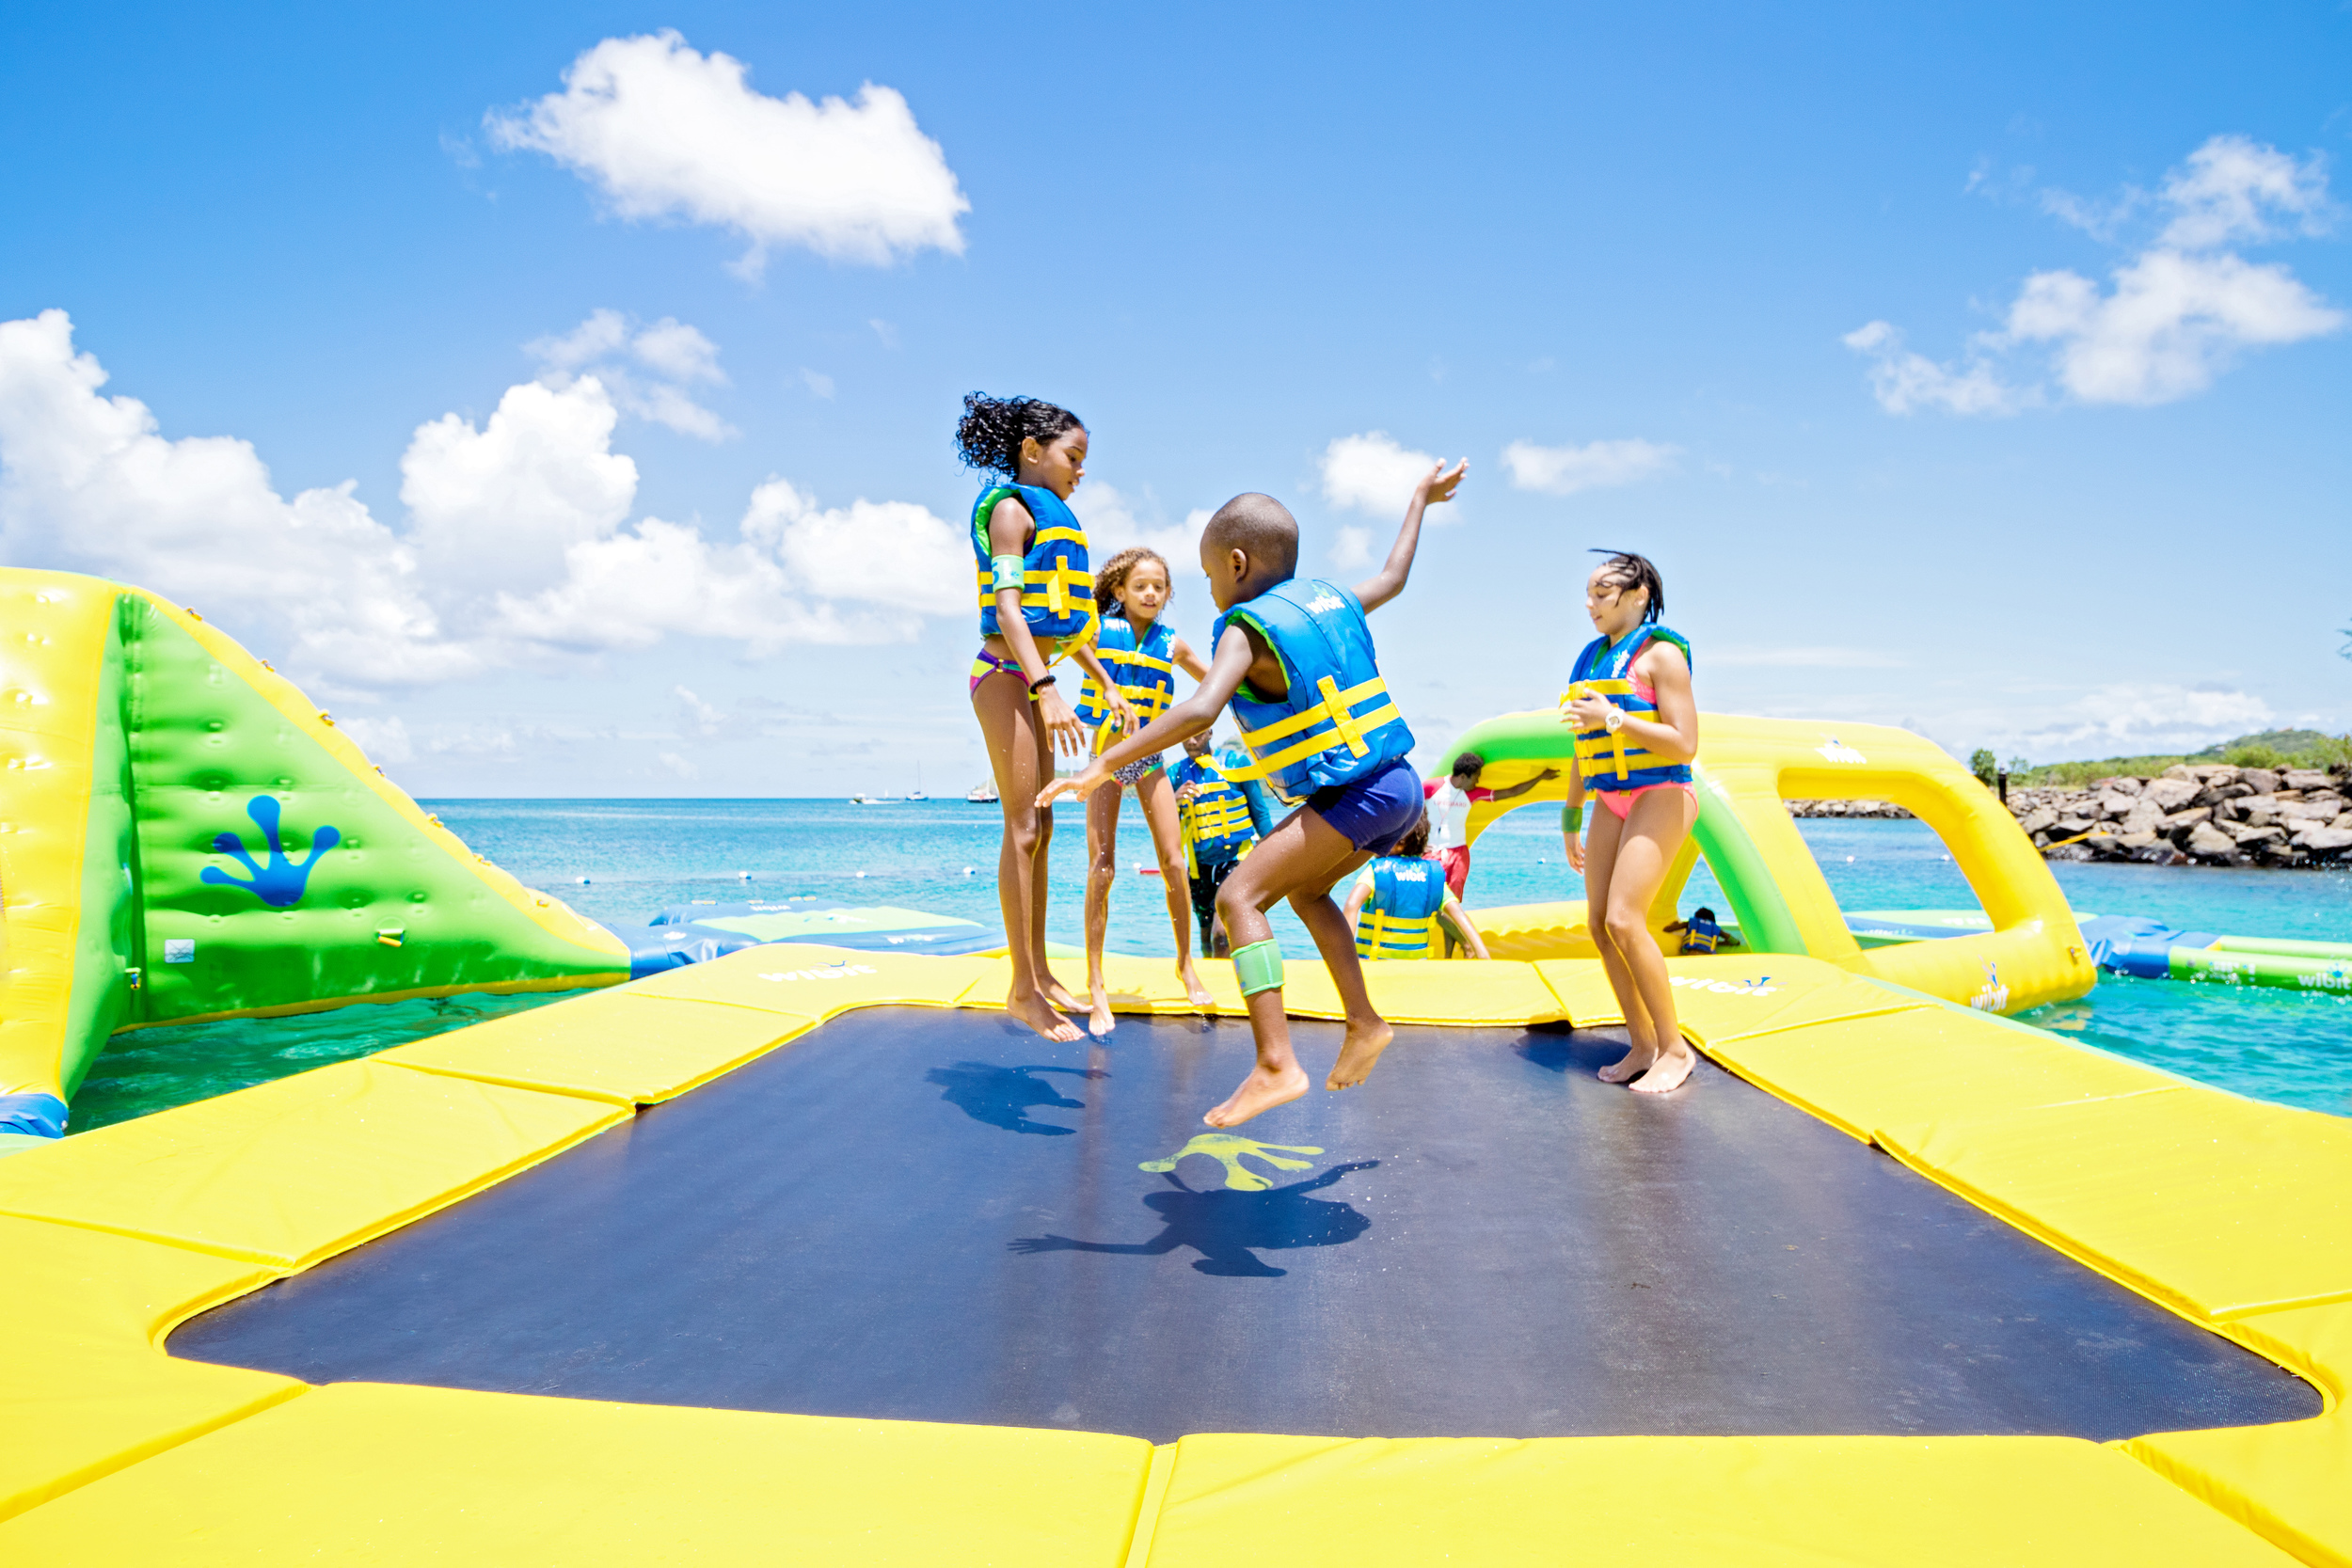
[1416,459,1469,506]
[1038,688,1086,756]
[1107,691,1139,736]
[1562,692,1616,732]
[1174,782,1200,802]
[1565,833,1586,874]
[1037,762,1111,809]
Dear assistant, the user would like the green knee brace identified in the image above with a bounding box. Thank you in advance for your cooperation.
[1232,939,1284,996]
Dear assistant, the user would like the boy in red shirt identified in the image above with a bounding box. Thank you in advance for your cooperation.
[1424,752,1556,903]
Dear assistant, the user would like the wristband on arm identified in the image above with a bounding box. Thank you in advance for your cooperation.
[1562,801,1583,833]
[990,555,1025,594]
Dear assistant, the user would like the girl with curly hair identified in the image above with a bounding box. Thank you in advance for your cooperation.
[958,392,1129,1042]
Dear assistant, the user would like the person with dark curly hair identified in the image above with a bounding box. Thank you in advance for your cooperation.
[1073,546,1216,1034]
[1041,459,1468,1129]
[958,392,1129,1042]
[1342,809,1489,962]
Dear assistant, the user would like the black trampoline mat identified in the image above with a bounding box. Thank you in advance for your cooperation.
[172,1008,2317,1444]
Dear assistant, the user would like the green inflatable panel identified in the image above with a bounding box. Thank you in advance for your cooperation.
[0,570,628,1136]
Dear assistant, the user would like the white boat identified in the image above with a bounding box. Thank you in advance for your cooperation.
[908,766,930,802]
[966,781,999,804]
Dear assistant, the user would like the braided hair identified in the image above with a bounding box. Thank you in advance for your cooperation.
[1093,546,1168,614]
[955,392,1085,477]
[1589,548,1664,624]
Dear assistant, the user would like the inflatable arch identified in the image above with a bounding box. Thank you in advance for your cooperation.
[1443,710,2096,1015]
[0,570,628,1140]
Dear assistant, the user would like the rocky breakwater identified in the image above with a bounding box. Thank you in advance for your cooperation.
[2007,766,2352,867]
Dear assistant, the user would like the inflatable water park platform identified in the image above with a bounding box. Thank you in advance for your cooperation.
[4,568,2350,1564]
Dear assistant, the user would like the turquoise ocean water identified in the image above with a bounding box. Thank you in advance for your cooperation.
[66,797,2351,1132]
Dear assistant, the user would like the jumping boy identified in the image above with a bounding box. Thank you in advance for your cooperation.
[1040,460,1467,1127]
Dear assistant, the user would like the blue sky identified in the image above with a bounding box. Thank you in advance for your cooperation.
[2,3,2346,796]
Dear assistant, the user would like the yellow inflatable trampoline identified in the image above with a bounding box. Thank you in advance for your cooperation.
[3,578,2350,1566]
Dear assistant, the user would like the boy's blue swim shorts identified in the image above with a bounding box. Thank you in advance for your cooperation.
[1307,757,1424,853]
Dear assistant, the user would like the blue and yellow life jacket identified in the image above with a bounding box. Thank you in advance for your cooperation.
[971,483,1096,653]
[1169,753,1257,874]
[1214,578,1413,803]
[1677,908,1724,955]
[1075,615,1177,752]
[1562,624,1693,791]
[1356,854,1447,960]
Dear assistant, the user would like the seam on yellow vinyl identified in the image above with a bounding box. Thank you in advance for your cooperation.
[380,1058,643,1110]
[1119,1444,1178,1568]
[0,1382,314,1526]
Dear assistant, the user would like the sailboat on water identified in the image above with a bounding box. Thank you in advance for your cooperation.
[908,764,930,802]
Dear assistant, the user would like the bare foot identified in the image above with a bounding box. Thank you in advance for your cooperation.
[1598,1037,1657,1084]
[1631,1041,1697,1094]
[1177,958,1215,1011]
[1087,980,1117,1038]
[1326,1019,1395,1091]
[1007,988,1082,1043]
[1040,973,1083,1012]
[1204,1064,1310,1128]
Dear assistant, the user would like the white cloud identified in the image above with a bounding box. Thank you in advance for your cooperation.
[657,751,699,780]
[1840,322,2023,415]
[400,375,639,593]
[525,309,734,440]
[2157,135,2333,249]
[742,478,967,619]
[2010,683,2276,758]
[2002,249,2344,405]
[0,310,978,689]
[1319,432,1459,520]
[799,368,834,399]
[0,309,472,686]
[1069,481,1210,570]
[675,686,727,736]
[488,31,968,274]
[336,715,414,764]
[1849,135,2344,415]
[1501,436,1678,496]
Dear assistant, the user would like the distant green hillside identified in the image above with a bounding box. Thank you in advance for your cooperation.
[2010,729,2350,788]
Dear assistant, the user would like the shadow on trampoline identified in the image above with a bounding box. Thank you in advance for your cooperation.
[1010,1161,1378,1276]
[925,1061,1107,1135]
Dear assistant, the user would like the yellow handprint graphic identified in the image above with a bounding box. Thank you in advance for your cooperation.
[1139,1132,1325,1192]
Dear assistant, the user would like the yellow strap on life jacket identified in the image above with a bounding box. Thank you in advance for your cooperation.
[1226,675,1402,781]
[1560,681,1637,782]
[1359,906,1440,959]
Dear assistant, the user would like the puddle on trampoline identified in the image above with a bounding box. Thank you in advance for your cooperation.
[172,1007,2317,1446]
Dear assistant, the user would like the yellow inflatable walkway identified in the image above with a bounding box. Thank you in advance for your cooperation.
[0,943,2345,1565]
[1449,709,2097,1014]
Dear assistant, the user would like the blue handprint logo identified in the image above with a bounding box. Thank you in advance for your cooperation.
[200,796,340,908]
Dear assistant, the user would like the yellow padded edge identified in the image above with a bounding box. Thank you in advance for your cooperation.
[1876,1088,2352,1322]
[377,990,818,1106]
[1703,1003,2184,1143]
[2128,1303,2352,1568]
[0,1059,625,1267]
[1141,1431,2299,1566]
[0,571,113,1097]
[119,584,627,966]
[0,1214,304,1523]
[622,942,998,1021]
[0,1381,1156,1566]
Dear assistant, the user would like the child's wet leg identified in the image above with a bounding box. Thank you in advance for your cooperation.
[1284,849,1390,1090]
[1029,759,1080,1013]
[1612,788,1701,1094]
[1200,815,1341,1127]
[975,672,1078,1042]
[1137,770,1213,1008]
[1082,783,1120,1037]
[1584,805,1659,1082]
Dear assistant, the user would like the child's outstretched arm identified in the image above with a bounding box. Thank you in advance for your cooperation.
[1354,459,1467,613]
[1038,623,1256,806]
[1440,894,1491,960]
